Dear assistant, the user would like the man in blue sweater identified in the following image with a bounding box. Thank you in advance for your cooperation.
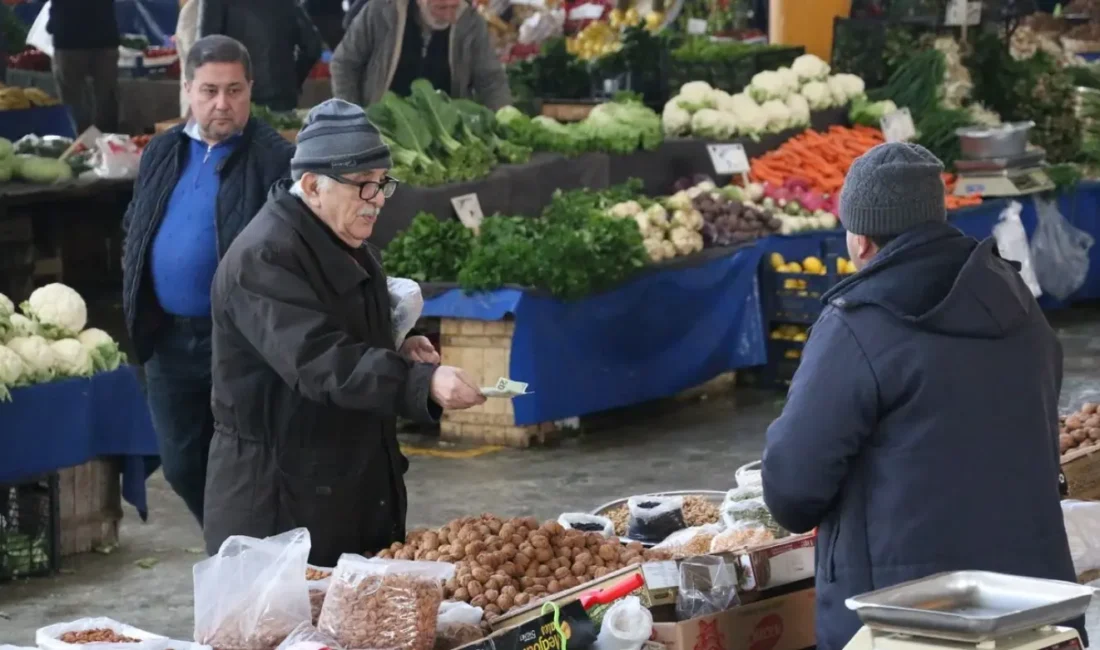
[121,35,295,524]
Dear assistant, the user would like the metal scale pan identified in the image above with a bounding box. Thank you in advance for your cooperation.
[845,571,1095,643]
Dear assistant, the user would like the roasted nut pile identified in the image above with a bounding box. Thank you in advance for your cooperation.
[710,526,775,554]
[197,604,290,650]
[657,528,718,559]
[434,623,485,650]
[59,629,140,643]
[306,567,332,581]
[376,514,662,617]
[1061,403,1100,456]
[606,496,720,537]
[318,572,443,650]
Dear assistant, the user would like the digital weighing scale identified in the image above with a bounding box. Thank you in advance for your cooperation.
[953,150,1055,198]
[842,571,1094,650]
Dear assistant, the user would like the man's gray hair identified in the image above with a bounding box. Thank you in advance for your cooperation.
[184,35,252,82]
[289,175,333,198]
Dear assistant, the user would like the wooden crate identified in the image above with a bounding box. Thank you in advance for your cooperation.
[57,458,122,556]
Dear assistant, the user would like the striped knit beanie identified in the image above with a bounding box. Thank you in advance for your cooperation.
[290,99,392,180]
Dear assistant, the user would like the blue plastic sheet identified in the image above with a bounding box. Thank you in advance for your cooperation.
[0,366,160,519]
[15,0,179,46]
[423,245,767,425]
[0,105,75,140]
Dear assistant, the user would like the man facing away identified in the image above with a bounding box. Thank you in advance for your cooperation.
[761,142,1083,650]
[121,35,294,524]
[47,0,119,132]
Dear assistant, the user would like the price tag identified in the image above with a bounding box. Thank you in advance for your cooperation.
[944,0,981,26]
[881,108,916,143]
[687,18,708,35]
[707,143,750,175]
[568,3,605,19]
[450,193,484,230]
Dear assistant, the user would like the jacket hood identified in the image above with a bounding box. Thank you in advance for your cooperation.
[823,222,1036,339]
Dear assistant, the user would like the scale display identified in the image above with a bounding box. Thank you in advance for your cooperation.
[954,169,1055,197]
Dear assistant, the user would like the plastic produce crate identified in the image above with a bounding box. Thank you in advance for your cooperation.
[753,46,805,75]
[0,473,61,581]
[666,54,757,95]
[762,257,842,324]
[760,338,806,387]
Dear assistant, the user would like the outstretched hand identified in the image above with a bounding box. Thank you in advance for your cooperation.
[400,335,440,364]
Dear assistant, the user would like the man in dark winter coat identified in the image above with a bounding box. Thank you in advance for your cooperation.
[121,36,294,525]
[761,143,1083,650]
[200,0,324,110]
[47,0,119,131]
[204,99,486,565]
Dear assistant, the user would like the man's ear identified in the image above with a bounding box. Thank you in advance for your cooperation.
[183,80,192,94]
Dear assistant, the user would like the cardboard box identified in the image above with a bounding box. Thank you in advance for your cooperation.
[652,587,816,650]
[1062,449,1100,500]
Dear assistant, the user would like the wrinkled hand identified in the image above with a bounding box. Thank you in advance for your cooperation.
[430,366,487,410]
[400,335,440,364]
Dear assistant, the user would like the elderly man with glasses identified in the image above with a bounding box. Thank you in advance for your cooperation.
[203,99,485,564]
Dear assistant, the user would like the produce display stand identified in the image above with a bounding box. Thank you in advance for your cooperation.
[57,459,122,557]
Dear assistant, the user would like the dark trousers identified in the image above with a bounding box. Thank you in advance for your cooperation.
[144,317,214,524]
[52,48,119,133]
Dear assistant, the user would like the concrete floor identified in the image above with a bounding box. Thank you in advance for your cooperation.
[1,306,1099,645]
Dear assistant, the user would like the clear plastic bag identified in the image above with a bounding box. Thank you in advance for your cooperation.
[1031,196,1094,300]
[307,565,334,625]
[734,461,761,488]
[993,201,1042,298]
[94,135,143,180]
[274,623,343,650]
[722,485,763,507]
[193,528,313,650]
[709,521,776,554]
[652,524,723,559]
[595,596,652,650]
[1062,500,1100,577]
[434,602,485,650]
[674,556,740,621]
[36,618,165,650]
[558,513,615,538]
[387,278,424,349]
[317,555,456,650]
[627,495,687,543]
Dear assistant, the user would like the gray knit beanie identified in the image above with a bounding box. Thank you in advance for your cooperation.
[839,142,947,237]
[290,99,392,180]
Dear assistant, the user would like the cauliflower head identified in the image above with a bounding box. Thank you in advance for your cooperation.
[786,94,811,127]
[691,109,736,140]
[791,54,830,82]
[7,335,58,382]
[78,327,126,372]
[662,101,692,136]
[827,74,866,105]
[51,338,94,378]
[761,100,793,134]
[748,71,789,103]
[0,344,28,401]
[800,81,835,110]
[0,293,13,318]
[21,283,87,339]
[676,81,717,113]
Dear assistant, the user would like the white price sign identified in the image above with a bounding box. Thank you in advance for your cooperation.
[945,0,981,26]
[450,193,485,230]
[881,108,917,143]
[707,143,750,175]
[568,3,605,19]
[687,18,708,35]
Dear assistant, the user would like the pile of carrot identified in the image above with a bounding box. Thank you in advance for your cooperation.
[749,125,984,211]
[750,126,885,195]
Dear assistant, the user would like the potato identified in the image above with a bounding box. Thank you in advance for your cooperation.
[1067,415,1084,430]
[511,534,525,546]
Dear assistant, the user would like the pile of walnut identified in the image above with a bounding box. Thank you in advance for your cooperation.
[58,630,140,643]
[605,496,720,537]
[1060,403,1100,456]
[376,515,667,619]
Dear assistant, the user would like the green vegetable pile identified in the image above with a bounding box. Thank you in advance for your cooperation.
[382,180,649,300]
[250,104,304,130]
[367,79,532,186]
[496,98,662,156]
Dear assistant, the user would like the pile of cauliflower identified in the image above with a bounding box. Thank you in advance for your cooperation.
[606,200,705,263]
[0,283,126,402]
[663,54,867,139]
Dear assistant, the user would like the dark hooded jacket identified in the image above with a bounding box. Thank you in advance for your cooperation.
[761,222,1082,650]
[203,181,440,566]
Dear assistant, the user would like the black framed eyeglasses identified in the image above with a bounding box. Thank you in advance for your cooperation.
[324,174,399,200]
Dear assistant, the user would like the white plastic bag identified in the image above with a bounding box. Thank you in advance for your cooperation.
[193,528,313,650]
[993,201,1042,298]
[735,460,762,488]
[595,596,652,650]
[1062,500,1100,576]
[274,623,343,650]
[1031,196,1094,300]
[94,134,143,180]
[626,495,686,543]
[558,512,615,538]
[26,2,54,58]
[437,601,484,628]
[36,618,164,650]
[387,277,424,348]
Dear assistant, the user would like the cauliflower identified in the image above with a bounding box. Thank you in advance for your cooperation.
[0,293,13,318]
[761,100,793,133]
[78,327,126,372]
[633,213,655,238]
[670,226,699,256]
[691,109,736,139]
[666,190,693,212]
[676,81,717,112]
[662,101,692,136]
[21,283,87,339]
[672,209,704,231]
[714,91,738,115]
[730,93,759,115]
[51,338,94,378]
[827,74,866,105]
[5,314,38,341]
[791,54,830,82]
[643,238,666,263]
[785,93,811,127]
[745,183,766,201]
[646,204,670,230]
[775,67,801,94]
[661,239,676,260]
[748,71,789,103]
[6,335,58,382]
[735,103,769,138]
[0,344,28,401]
[609,200,643,218]
[800,81,835,110]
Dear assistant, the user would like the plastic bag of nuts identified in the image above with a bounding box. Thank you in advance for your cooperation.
[307,565,334,625]
[317,555,456,650]
[35,618,166,650]
[193,528,313,650]
[651,524,723,559]
[275,622,343,650]
[433,601,485,650]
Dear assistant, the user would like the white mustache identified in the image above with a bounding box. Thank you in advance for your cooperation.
[358,207,379,218]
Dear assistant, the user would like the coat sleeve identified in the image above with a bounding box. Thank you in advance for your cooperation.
[220,244,439,422]
[330,5,372,104]
[467,16,512,110]
[293,4,325,89]
[762,308,878,534]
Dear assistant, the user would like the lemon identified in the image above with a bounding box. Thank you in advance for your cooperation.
[787,262,803,273]
[769,252,785,269]
[645,12,663,29]
[770,330,783,340]
[624,7,639,23]
[802,256,823,274]
[793,332,808,342]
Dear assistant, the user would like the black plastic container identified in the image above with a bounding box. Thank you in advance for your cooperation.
[0,473,60,581]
